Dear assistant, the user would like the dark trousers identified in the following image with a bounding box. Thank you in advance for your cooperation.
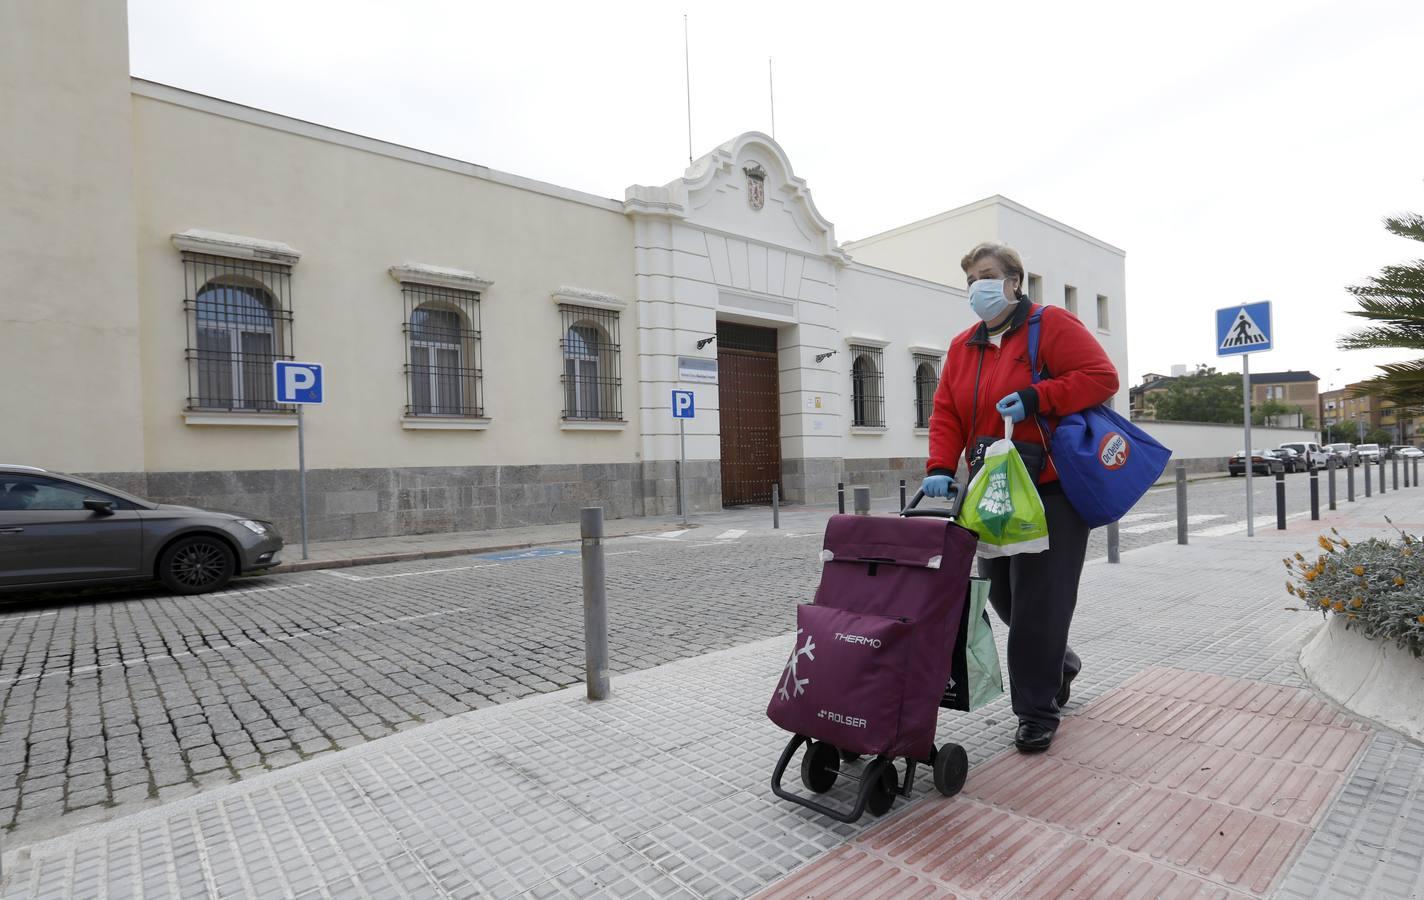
[981,490,1089,727]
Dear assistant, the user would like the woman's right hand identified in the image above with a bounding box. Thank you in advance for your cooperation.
[921,474,955,498]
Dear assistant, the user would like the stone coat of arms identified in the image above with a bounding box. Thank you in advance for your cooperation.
[743,163,766,211]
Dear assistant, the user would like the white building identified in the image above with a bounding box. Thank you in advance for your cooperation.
[0,1,1130,541]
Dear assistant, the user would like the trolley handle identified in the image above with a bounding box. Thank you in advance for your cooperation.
[900,484,965,519]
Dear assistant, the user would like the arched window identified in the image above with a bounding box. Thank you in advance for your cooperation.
[402,282,482,417]
[850,345,885,428]
[560,305,622,421]
[183,252,293,413]
[194,281,279,410]
[913,355,940,428]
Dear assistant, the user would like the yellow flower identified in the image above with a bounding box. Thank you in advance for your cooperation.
[1404,549,1413,558]
[1395,576,1406,587]
[1351,597,1364,609]
[1318,598,1331,608]
[1332,601,1346,613]
[1353,566,1366,576]
[1294,552,1305,562]
[1319,536,1336,552]
[1417,614,1424,625]
[1287,583,1297,596]
[1347,613,1357,620]
[1305,571,1317,582]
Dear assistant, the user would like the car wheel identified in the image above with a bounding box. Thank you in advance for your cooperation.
[158,535,236,595]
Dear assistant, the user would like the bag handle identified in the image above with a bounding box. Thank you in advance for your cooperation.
[1003,414,1014,439]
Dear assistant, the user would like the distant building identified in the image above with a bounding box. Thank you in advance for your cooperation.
[1248,371,1318,428]
[1129,373,1176,420]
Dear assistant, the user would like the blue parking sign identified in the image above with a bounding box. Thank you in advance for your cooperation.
[672,390,695,419]
[274,361,324,404]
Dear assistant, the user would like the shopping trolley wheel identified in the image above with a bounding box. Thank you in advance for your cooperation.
[800,741,840,794]
[866,761,898,816]
[839,749,862,763]
[933,743,969,797]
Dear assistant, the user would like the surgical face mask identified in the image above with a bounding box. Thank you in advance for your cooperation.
[968,278,1012,322]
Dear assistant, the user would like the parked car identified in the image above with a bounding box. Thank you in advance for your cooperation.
[1387,445,1419,460]
[1357,443,1383,462]
[1399,446,1424,459]
[1274,447,1302,473]
[1229,449,1287,477]
[0,465,283,595]
[1326,442,1358,466]
[1277,441,1328,471]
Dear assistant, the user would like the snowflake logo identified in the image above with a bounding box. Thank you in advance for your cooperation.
[777,628,816,701]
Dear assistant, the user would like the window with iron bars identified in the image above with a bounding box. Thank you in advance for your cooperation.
[850,345,886,427]
[183,253,294,413]
[913,354,940,428]
[560,305,623,421]
[400,282,483,417]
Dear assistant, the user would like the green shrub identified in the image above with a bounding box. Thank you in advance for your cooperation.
[1285,522,1424,658]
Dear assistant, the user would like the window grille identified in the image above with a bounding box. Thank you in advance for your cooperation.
[183,253,294,413]
[560,305,623,421]
[913,354,940,428]
[400,283,483,417]
[850,345,886,428]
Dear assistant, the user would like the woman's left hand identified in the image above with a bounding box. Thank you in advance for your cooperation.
[996,392,1027,423]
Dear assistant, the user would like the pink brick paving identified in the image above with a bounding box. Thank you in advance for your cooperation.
[757,667,1371,899]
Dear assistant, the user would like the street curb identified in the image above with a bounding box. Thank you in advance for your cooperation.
[275,523,690,573]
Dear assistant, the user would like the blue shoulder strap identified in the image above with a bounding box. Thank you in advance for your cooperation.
[1027,311,1044,385]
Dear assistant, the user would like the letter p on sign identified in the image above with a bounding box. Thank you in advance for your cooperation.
[671,390,695,419]
[274,361,324,404]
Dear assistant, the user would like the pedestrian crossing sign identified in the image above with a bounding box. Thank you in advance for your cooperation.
[1216,301,1273,356]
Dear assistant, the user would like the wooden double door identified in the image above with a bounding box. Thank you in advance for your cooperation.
[717,322,781,506]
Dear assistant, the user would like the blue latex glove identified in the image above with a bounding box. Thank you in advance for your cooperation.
[996,392,1027,424]
[921,474,954,499]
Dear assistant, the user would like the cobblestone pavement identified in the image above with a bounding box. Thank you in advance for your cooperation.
[1,487,1420,897]
[0,469,1403,847]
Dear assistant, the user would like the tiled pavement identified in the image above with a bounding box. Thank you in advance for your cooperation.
[1,492,1422,897]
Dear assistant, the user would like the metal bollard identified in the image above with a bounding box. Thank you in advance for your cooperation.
[1365,459,1372,497]
[1347,459,1355,501]
[1327,458,1337,510]
[1107,521,1121,563]
[580,507,610,701]
[1310,468,1320,521]
[772,483,780,529]
[899,479,907,511]
[853,485,871,515]
[837,481,845,514]
[1175,461,1188,545]
[1393,455,1400,490]
[674,460,682,516]
[1276,470,1286,529]
[1406,458,1412,488]
[1416,458,1420,487]
[1380,455,1387,493]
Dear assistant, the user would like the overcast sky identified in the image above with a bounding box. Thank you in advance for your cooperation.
[129,0,1424,391]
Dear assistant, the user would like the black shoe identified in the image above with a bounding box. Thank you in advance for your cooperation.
[1056,669,1078,708]
[1014,720,1057,753]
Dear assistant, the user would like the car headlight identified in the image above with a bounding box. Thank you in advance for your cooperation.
[236,519,269,536]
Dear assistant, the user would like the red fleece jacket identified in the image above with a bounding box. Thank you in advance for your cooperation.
[927,301,1119,483]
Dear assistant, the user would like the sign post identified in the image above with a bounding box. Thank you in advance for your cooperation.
[274,361,325,559]
[1216,301,1273,538]
[671,390,695,526]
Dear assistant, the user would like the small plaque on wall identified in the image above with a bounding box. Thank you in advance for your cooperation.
[678,356,719,384]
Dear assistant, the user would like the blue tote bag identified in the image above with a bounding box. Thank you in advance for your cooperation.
[1027,312,1171,528]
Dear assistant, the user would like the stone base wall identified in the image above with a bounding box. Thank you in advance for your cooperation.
[82,464,649,543]
[781,456,928,506]
[639,460,722,517]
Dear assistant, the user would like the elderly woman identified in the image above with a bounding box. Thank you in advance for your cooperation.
[921,242,1118,752]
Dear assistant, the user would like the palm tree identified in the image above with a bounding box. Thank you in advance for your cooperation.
[1339,211,1424,403]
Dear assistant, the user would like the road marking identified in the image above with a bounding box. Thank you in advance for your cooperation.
[1191,511,1311,537]
[208,583,314,597]
[1117,512,1168,524]
[605,550,644,556]
[320,565,498,583]
[1121,514,1224,534]
[0,611,58,624]
[715,529,747,541]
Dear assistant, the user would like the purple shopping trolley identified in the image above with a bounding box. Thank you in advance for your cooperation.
[768,488,978,822]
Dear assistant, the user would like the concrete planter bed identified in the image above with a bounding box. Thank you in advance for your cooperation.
[1300,616,1424,741]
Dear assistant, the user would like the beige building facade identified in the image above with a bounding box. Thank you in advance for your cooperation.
[1,1,1132,541]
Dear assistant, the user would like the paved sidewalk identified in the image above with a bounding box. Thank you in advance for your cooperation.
[2,492,1422,897]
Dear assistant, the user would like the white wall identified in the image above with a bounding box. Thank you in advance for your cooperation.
[1139,421,1322,461]
[835,263,969,457]
[0,0,147,472]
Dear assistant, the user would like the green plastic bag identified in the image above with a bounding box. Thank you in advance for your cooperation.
[958,417,1050,558]
[941,578,1004,711]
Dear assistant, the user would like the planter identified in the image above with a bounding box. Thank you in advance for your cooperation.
[1300,616,1424,741]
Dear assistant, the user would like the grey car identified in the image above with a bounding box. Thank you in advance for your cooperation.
[0,465,283,595]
